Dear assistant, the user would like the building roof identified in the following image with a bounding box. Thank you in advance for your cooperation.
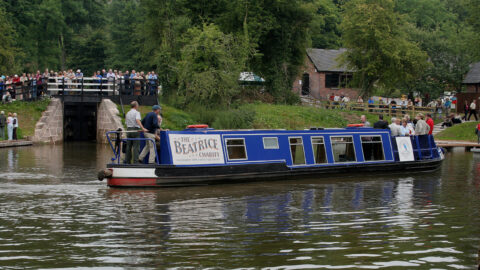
[463,62,480,84]
[306,48,352,73]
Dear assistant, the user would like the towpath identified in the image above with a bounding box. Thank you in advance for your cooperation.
[0,140,33,148]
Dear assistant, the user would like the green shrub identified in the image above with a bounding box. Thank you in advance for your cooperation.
[186,106,219,126]
[212,108,256,129]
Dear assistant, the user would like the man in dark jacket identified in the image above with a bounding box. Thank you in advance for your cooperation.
[0,111,5,140]
[373,115,389,129]
[138,105,161,163]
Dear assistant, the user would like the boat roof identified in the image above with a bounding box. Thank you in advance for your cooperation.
[173,127,389,135]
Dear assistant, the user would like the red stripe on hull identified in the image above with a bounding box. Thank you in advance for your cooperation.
[107,178,158,187]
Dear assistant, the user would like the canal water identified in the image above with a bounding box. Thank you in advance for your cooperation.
[0,143,478,269]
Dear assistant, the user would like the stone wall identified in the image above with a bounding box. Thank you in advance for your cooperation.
[96,99,124,143]
[33,98,63,144]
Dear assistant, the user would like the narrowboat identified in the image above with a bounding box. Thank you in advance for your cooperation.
[98,125,444,187]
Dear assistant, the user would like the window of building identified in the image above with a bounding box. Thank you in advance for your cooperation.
[326,73,352,88]
[311,136,327,164]
[263,137,279,149]
[226,139,247,160]
[340,74,353,88]
[361,136,385,161]
[325,73,340,88]
[289,137,306,165]
[331,136,356,163]
[301,73,310,95]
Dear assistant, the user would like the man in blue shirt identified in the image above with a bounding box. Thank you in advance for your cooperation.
[148,71,158,96]
[368,97,374,112]
[444,98,451,118]
[139,105,161,164]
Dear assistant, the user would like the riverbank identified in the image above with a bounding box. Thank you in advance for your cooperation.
[0,99,50,140]
[128,102,381,130]
[435,122,479,142]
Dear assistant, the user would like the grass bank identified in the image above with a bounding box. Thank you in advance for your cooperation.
[435,122,480,142]
[0,99,50,140]
[122,102,380,131]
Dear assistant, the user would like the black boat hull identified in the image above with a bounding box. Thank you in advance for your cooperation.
[105,158,443,187]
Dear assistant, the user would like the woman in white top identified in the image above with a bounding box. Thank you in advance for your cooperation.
[6,112,13,140]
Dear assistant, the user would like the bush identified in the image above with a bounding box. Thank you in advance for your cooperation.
[186,105,219,127]
[212,108,256,129]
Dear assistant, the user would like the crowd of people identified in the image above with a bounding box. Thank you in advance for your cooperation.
[0,111,19,141]
[360,113,436,136]
[1,68,160,103]
[326,92,460,119]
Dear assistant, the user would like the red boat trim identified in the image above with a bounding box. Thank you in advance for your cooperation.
[108,178,158,187]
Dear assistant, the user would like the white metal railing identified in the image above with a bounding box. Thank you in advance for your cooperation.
[47,77,116,93]
[46,77,159,95]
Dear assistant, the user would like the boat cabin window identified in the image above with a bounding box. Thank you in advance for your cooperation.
[263,137,279,149]
[289,137,306,165]
[226,139,247,160]
[331,136,356,163]
[311,136,327,164]
[361,136,385,161]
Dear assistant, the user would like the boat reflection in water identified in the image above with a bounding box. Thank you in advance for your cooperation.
[98,168,480,269]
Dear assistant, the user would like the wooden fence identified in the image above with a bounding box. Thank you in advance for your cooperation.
[322,101,448,120]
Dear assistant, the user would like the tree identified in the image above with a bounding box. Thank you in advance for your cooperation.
[0,5,19,74]
[105,0,142,70]
[396,0,478,96]
[340,0,429,98]
[68,27,107,75]
[305,0,342,49]
[176,24,246,108]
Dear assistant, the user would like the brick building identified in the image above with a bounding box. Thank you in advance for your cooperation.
[457,61,480,112]
[463,61,480,93]
[292,48,359,100]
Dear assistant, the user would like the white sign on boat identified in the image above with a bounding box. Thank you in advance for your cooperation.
[396,137,415,162]
[169,134,225,165]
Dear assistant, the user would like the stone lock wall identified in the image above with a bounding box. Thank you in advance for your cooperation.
[96,99,124,144]
[33,98,64,143]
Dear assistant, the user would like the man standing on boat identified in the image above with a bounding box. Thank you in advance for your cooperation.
[414,113,430,135]
[360,115,370,127]
[124,101,148,164]
[373,115,388,129]
[139,105,161,164]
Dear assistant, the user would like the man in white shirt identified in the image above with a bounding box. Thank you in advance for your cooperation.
[124,101,147,164]
[388,117,402,136]
[468,100,478,121]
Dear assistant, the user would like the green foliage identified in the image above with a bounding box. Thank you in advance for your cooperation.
[188,106,220,127]
[340,0,429,98]
[212,108,256,129]
[395,0,477,97]
[0,5,19,74]
[0,0,479,104]
[68,27,107,75]
[105,0,142,71]
[305,0,342,49]
[176,23,246,108]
